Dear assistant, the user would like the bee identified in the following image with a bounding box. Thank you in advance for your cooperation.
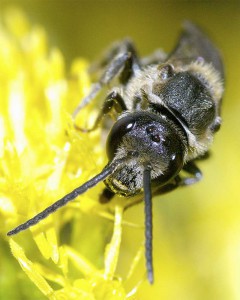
[7,22,224,284]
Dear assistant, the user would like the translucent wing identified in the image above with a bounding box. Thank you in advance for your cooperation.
[168,21,224,79]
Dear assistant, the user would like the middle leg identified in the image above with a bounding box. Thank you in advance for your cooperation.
[73,40,141,119]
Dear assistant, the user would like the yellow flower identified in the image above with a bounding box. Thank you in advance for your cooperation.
[1,8,143,299]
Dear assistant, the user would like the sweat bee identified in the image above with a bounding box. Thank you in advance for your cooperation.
[8,22,224,284]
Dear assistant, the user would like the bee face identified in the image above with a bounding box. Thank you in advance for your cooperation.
[105,111,186,196]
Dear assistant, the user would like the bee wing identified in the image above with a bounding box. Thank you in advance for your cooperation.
[168,21,224,79]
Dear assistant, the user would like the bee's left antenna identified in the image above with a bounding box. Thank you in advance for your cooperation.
[143,165,154,284]
[7,159,123,236]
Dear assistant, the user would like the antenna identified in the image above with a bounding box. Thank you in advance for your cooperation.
[143,165,154,284]
[7,159,124,236]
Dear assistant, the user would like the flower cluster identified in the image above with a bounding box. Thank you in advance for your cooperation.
[0,8,142,299]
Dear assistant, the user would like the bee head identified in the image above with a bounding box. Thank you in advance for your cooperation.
[105,111,187,196]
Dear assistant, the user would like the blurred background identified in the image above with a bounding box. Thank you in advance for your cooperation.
[0,1,240,299]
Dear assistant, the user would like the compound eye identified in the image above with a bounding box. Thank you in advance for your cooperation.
[106,115,136,160]
[113,116,135,136]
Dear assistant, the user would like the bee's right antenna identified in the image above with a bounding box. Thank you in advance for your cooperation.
[143,164,154,284]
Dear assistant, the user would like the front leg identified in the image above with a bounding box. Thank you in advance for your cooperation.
[73,40,141,119]
[180,160,202,186]
[74,91,127,132]
[153,161,202,196]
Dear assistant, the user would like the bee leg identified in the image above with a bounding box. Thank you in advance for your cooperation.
[153,161,202,197]
[140,49,167,66]
[73,40,140,118]
[210,116,222,133]
[196,151,210,161]
[152,175,182,197]
[124,162,201,210]
[74,91,127,132]
[89,39,139,77]
[99,43,140,86]
[99,187,115,204]
[180,161,202,186]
